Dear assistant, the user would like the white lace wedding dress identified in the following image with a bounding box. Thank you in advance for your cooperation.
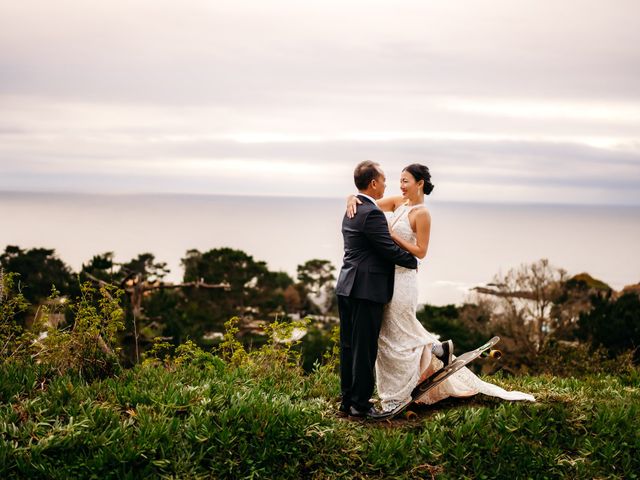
[375,205,535,412]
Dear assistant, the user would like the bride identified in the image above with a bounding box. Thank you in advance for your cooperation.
[347,164,535,413]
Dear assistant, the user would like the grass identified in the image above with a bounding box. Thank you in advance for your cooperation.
[1,357,639,479]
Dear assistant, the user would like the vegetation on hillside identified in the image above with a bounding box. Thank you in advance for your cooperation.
[1,341,638,479]
[3,246,639,375]
[1,261,640,479]
[1,246,337,367]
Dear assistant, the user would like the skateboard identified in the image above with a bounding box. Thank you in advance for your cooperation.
[381,336,502,419]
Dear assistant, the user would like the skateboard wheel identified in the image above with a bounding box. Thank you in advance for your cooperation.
[481,349,502,359]
[405,411,417,420]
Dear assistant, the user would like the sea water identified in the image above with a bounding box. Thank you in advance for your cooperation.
[1,192,638,306]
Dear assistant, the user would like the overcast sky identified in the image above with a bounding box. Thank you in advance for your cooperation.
[1,0,639,204]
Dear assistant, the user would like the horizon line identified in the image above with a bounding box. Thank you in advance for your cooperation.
[1,189,639,208]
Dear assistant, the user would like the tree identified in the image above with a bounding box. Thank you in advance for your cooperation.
[0,246,76,329]
[416,304,459,340]
[181,248,293,326]
[296,259,336,315]
[0,245,76,306]
[417,303,488,359]
[577,291,640,362]
[82,251,227,363]
[472,258,568,357]
[82,252,117,283]
[297,259,336,291]
[550,273,613,341]
[258,270,295,314]
[283,285,302,313]
[469,259,622,371]
[183,248,266,293]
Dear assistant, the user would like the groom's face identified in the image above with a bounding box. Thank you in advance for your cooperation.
[371,168,386,200]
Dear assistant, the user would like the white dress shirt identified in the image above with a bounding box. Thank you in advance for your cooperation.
[357,193,379,207]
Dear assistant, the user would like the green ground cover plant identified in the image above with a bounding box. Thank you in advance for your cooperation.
[2,269,639,479]
[1,345,639,479]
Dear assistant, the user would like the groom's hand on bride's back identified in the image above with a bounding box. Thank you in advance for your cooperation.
[346,195,362,219]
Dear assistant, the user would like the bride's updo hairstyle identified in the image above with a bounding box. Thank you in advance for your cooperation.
[403,164,434,195]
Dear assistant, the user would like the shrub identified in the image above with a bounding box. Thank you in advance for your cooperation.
[253,317,310,368]
[29,282,125,382]
[578,291,640,362]
[142,337,225,374]
[531,339,636,377]
[216,316,249,367]
[0,270,31,362]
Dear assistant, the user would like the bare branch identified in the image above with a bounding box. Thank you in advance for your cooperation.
[471,287,538,300]
[144,281,231,292]
[82,272,113,288]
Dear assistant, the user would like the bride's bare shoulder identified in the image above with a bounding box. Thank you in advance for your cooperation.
[412,206,431,223]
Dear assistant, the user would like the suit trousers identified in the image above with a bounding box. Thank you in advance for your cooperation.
[337,295,384,411]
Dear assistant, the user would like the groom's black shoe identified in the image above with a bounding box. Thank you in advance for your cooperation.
[337,403,350,417]
[349,405,387,420]
[435,339,454,368]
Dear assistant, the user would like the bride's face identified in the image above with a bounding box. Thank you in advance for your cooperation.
[400,171,423,199]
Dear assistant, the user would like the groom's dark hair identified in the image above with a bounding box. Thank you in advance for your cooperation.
[354,161,381,191]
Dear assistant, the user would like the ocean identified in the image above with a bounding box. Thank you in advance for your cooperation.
[1,192,639,306]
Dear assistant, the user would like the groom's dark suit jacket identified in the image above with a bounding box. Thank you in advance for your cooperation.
[336,195,418,303]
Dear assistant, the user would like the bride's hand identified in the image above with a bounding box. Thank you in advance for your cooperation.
[346,195,362,219]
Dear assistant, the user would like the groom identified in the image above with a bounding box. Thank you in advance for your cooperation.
[335,161,418,418]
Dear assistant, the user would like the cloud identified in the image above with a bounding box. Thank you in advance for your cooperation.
[2,0,640,103]
[0,0,639,204]
[2,128,638,203]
